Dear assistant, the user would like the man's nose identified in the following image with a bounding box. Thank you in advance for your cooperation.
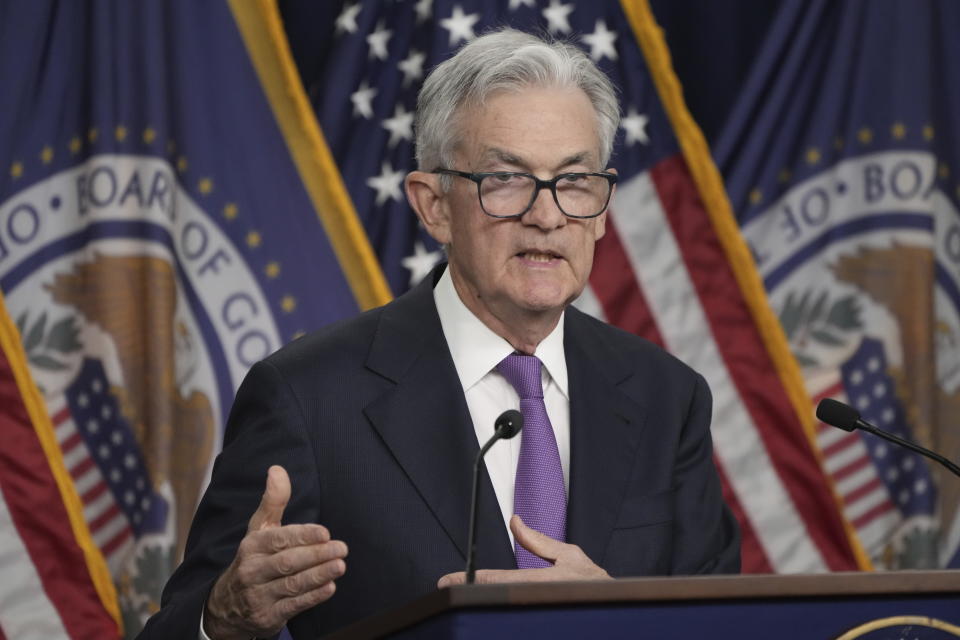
[522,185,566,230]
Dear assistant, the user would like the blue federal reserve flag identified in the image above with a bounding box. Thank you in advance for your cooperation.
[0,1,387,635]
[716,0,960,569]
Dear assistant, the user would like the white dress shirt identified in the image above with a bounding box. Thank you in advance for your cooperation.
[200,268,571,639]
[433,267,570,547]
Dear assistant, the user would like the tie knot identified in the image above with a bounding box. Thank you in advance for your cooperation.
[496,353,544,400]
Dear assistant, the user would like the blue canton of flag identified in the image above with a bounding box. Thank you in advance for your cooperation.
[67,358,168,538]
[841,339,936,519]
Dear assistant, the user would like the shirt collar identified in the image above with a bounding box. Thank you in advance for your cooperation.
[433,265,568,397]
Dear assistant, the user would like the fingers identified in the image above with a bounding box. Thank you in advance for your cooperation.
[259,539,349,584]
[438,568,554,588]
[248,465,292,532]
[510,515,563,563]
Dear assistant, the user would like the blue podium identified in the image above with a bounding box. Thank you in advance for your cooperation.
[325,571,960,639]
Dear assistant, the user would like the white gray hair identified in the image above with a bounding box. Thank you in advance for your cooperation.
[414,28,620,174]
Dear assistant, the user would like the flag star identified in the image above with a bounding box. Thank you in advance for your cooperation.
[440,5,479,46]
[382,105,414,147]
[366,21,392,60]
[621,108,649,145]
[542,0,574,34]
[351,81,378,119]
[367,161,405,205]
[398,49,426,87]
[509,0,536,8]
[414,0,433,24]
[402,241,443,287]
[335,3,361,34]
[582,20,618,61]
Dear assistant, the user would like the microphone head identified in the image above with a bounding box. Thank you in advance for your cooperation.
[816,398,860,432]
[494,409,523,440]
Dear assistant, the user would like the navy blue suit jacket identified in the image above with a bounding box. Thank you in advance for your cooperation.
[140,266,739,638]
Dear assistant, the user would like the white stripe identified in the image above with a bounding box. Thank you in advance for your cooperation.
[46,395,67,417]
[611,172,828,572]
[857,510,901,552]
[835,464,878,497]
[54,417,75,444]
[83,490,113,523]
[104,537,135,571]
[60,441,88,471]
[824,440,868,474]
[73,469,102,498]
[91,516,128,548]
[844,487,890,521]
[816,424,853,449]
[573,283,607,321]
[0,490,70,639]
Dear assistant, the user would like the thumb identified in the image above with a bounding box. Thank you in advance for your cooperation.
[510,515,562,563]
[247,465,291,532]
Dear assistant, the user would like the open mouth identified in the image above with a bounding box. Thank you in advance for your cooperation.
[516,250,562,263]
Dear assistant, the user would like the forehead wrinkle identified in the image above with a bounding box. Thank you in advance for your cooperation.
[475,147,597,173]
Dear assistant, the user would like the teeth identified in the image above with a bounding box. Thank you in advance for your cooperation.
[522,252,555,262]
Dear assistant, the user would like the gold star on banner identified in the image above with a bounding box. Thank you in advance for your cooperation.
[10,162,23,179]
[923,125,935,141]
[857,128,873,145]
[69,136,82,154]
[88,128,99,143]
[265,262,280,279]
[115,125,127,142]
[143,128,156,144]
[805,148,821,165]
[223,203,238,220]
[891,122,907,140]
[281,296,297,313]
[778,168,792,184]
[939,164,950,180]
[167,140,176,154]
[198,178,213,195]
[749,188,763,205]
[246,231,261,248]
[833,136,844,150]
[176,156,188,172]
[40,146,54,165]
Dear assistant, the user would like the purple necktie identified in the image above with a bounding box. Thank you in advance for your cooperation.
[497,353,566,568]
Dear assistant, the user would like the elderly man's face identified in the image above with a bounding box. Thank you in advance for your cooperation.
[440,87,609,325]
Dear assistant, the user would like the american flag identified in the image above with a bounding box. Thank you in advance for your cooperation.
[308,0,864,572]
[812,338,936,560]
[51,358,167,572]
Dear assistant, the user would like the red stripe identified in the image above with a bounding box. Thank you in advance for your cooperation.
[821,432,861,458]
[715,457,774,573]
[87,503,121,533]
[0,345,119,637]
[81,480,110,505]
[589,215,666,347]
[852,500,896,529]
[70,456,95,479]
[649,154,858,570]
[101,526,132,557]
[833,456,873,482]
[61,431,82,452]
[0,621,7,640]
[51,406,71,425]
[842,477,884,505]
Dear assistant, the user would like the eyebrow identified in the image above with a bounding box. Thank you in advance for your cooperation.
[478,148,596,172]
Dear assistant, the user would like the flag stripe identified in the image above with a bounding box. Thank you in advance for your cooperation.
[715,458,774,572]
[588,219,665,348]
[610,165,825,572]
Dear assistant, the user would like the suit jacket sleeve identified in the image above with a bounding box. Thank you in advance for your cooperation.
[137,359,319,639]
[671,371,740,574]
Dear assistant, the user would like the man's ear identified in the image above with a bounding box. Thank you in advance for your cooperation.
[405,171,452,245]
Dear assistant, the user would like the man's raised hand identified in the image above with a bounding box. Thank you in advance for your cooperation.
[203,466,348,640]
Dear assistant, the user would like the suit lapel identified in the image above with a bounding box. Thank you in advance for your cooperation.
[565,309,647,564]
[362,269,515,569]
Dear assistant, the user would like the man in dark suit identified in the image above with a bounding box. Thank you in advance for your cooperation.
[140,28,739,640]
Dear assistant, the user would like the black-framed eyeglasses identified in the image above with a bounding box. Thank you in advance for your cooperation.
[433,169,617,219]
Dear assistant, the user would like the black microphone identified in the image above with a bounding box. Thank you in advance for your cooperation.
[465,409,523,584]
[816,398,960,478]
